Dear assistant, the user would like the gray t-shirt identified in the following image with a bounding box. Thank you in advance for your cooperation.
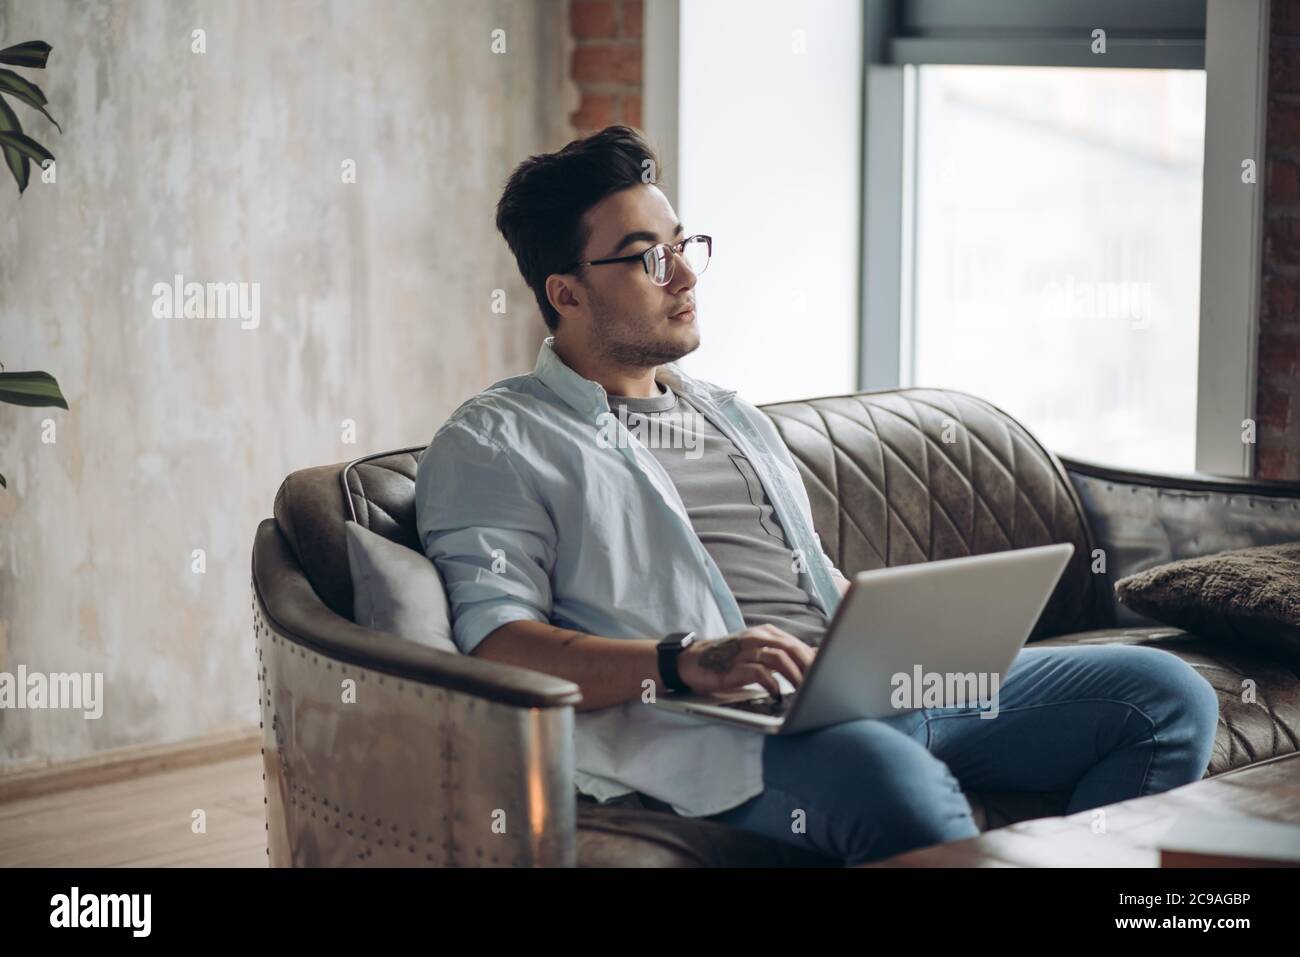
[608,382,829,645]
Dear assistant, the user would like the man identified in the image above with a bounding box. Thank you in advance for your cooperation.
[415,126,1220,865]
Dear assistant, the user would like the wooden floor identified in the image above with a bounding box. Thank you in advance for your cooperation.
[0,754,267,867]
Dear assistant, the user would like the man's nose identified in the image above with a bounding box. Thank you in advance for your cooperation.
[668,249,697,293]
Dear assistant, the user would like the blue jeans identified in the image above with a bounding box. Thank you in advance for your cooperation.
[701,644,1221,865]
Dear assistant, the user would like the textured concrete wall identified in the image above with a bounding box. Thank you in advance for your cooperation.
[0,0,570,770]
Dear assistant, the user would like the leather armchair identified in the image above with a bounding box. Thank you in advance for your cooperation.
[252,387,1300,866]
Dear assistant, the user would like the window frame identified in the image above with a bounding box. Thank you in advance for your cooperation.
[859,0,1268,478]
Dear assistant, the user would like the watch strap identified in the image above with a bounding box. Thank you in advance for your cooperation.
[657,632,695,693]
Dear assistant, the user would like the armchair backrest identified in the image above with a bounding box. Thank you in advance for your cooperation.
[758,388,1101,639]
[269,387,1103,639]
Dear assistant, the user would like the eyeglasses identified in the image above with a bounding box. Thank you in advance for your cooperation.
[564,234,712,287]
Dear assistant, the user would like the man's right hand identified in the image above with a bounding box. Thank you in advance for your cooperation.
[676,624,816,697]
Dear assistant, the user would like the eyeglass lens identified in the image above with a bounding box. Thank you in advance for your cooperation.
[645,236,710,285]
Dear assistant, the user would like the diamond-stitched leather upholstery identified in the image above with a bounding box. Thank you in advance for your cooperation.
[758,389,1102,639]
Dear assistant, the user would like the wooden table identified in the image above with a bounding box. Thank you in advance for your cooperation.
[863,752,1300,867]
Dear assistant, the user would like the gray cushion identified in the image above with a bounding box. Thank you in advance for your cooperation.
[1114,542,1300,661]
[344,519,458,654]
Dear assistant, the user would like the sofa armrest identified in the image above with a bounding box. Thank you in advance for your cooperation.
[1059,457,1300,627]
[252,518,579,866]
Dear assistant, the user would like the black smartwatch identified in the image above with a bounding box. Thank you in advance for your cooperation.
[656,631,697,693]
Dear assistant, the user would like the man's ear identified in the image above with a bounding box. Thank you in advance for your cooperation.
[545,272,582,323]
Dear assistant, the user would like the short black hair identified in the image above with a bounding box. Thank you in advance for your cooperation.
[495,125,661,332]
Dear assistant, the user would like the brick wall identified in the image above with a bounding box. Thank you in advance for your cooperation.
[569,0,643,133]
[1260,0,1300,479]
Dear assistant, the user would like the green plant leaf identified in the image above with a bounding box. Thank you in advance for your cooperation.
[0,371,68,409]
[0,42,51,69]
[0,69,61,132]
[0,94,29,193]
[0,129,53,168]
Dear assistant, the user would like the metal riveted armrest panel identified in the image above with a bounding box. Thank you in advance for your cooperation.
[252,517,580,867]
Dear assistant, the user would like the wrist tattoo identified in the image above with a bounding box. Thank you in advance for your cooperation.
[699,638,742,673]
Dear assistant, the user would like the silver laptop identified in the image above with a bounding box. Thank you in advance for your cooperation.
[651,543,1075,734]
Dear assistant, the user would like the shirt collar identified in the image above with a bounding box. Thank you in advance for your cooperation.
[533,336,735,417]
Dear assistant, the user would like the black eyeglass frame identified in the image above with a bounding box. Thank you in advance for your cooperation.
[561,234,712,286]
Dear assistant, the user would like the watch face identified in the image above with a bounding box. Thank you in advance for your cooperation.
[667,631,695,649]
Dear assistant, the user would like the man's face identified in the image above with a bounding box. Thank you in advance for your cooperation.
[560,184,700,368]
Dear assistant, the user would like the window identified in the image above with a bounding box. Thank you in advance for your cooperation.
[858,0,1270,476]
[908,65,1206,471]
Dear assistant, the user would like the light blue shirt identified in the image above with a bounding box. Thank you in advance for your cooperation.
[415,336,845,816]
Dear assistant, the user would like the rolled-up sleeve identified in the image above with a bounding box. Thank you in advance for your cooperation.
[415,421,556,654]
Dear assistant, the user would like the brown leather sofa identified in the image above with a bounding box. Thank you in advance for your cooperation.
[251,387,1300,866]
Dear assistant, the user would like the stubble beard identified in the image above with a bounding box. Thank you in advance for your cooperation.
[589,288,699,369]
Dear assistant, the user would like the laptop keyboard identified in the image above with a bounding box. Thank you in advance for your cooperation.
[727,695,792,717]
